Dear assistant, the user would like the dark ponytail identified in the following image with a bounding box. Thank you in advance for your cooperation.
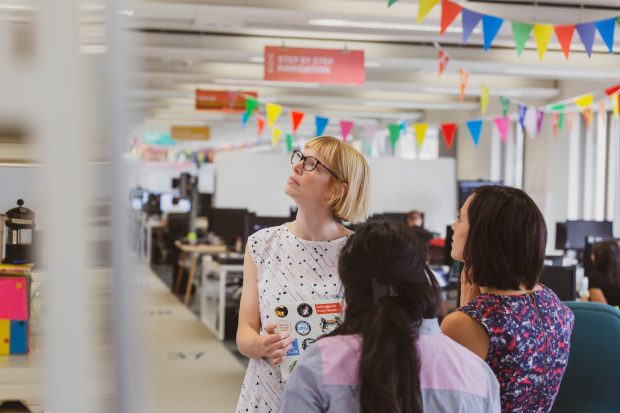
[330,221,440,413]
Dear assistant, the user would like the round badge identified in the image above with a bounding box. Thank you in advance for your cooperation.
[301,338,315,350]
[297,303,313,317]
[274,306,288,318]
[295,320,311,336]
[277,320,291,334]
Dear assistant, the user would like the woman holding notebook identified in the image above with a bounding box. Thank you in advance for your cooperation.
[235,136,371,413]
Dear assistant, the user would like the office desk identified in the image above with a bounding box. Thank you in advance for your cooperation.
[173,241,227,305]
[200,256,244,341]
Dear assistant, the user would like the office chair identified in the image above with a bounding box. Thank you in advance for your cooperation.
[551,302,620,413]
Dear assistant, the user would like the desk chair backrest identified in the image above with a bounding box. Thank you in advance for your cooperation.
[551,301,620,413]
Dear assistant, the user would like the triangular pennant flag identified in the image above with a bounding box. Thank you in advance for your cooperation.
[552,113,559,138]
[462,9,483,43]
[315,116,329,136]
[291,110,305,135]
[599,101,607,118]
[494,116,510,143]
[257,115,266,138]
[549,104,565,130]
[466,119,483,145]
[272,126,282,147]
[440,0,462,35]
[524,108,538,138]
[266,103,282,127]
[536,110,544,135]
[400,120,407,133]
[245,96,259,117]
[388,0,398,7]
[595,18,616,54]
[459,68,469,101]
[388,123,401,149]
[417,0,440,23]
[518,105,528,130]
[438,49,450,76]
[286,133,293,153]
[582,107,593,127]
[575,94,593,109]
[480,83,491,115]
[533,24,554,59]
[614,94,620,118]
[482,15,504,51]
[414,123,428,148]
[567,112,575,131]
[500,96,511,116]
[440,123,457,149]
[576,23,596,57]
[340,120,354,142]
[554,25,575,59]
[363,122,379,139]
[242,111,251,128]
[511,22,533,56]
[605,85,620,97]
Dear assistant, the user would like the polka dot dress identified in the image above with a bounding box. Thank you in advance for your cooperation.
[236,224,348,413]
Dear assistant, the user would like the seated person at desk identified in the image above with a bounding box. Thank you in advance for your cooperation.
[407,210,434,243]
[280,221,500,413]
[589,240,620,307]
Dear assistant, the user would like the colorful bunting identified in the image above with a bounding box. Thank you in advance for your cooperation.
[533,24,554,59]
[286,133,293,153]
[387,0,398,7]
[266,103,282,127]
[291,110,305,135]
[459,68,469,101]
[599,101,607,118]
[400,120,407,133]
[417,0,440,23]
[595,18,615,53]
[440,123,457,149]
[512,22,533,56]
[554,25,575,59]
[340,120,354,142]
[518,105,527,130]
[582,107,593,127]
[549,104,565,130]
[576,23,596,57]
[552,112,560,138]
[440,0,462,36]
[315,116,329,137]
[575,94,594,109]
[567,112,575,131]
[245,96,259,117]
[257,115,266,138]
[494,116,510,143]
[482,15,504,51]
[500,96,511,117]
[605,85,620,96]
[480,83,491,115]
[272,126,282,147]
[614,95,620,118]
[536,110,545,135]
[363,122,379,139]
[388,123,401,149]
[414,123,428,148]
[462,9,482,43]
[466,119,483,145]
[241,111,251,128]
[438,49,450,76]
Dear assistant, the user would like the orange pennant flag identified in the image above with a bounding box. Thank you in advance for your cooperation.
[459,68,469,101]
[554,25,575,59]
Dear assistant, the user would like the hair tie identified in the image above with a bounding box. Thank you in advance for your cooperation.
[372,278,398,305]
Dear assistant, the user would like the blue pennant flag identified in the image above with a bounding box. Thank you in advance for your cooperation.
[462,9,483,43]
[242,111,250,128]
[315,116,329,137]
[482,15,504,51]
[576,23,596,57]
[400,120,407,133]
[594,18,615,54]
[466,119,483,145]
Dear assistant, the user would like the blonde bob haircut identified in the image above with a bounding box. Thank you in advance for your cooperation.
[305,136,371,224]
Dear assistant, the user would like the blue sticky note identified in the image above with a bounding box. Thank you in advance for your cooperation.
[10,320,27,354]
[286,338,300,357]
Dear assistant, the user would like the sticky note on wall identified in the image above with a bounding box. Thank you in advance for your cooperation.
[0,320,9,355]
[0,278,28,320]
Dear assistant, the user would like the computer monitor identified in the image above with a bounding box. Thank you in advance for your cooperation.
[563,220,614,251]
[370,212,408,225]
[244,213,290,240]
[555,222,567,250]
[458,180,502,209]
[539,265,577,301]
[208,208,249,247]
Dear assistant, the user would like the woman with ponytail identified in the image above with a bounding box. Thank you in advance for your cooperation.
[280,221,500,413]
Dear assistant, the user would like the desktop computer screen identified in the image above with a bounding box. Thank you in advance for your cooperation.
[208,208,249,247]
[563,220,613,251]
[369,213,408,225]
[458,180,502,209]
[244,214,290,239]
[539,265,577,301]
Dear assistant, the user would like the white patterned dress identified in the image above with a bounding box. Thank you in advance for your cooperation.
[236,224,348,413]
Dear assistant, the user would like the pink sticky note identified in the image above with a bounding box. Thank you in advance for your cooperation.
[0,278,28,320]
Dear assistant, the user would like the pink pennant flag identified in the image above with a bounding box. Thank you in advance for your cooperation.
[340,120,354,142]
[459,68,469,101]
[494,116,510,143]
[567,112,574,131]
[598,101,607,119]
[438,49,450,76]
[524,107,538,138]
[552,112,559,138]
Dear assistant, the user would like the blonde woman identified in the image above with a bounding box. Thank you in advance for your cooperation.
[235,136,371,413]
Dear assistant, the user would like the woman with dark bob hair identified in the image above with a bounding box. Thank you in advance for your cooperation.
[441,186,574,413]
[281,221,500,413]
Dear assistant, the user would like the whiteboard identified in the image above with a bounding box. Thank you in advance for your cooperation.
[213,153,457,234]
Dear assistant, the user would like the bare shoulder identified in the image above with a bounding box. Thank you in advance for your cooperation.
[441,311,490,359]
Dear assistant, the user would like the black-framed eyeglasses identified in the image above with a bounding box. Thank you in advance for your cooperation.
[290,149,343,182]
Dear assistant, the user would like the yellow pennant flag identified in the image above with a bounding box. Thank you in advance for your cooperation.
[272,126,282,147]
[414,123,428,148]
[574,94,593,109]
[266,103,282,127]
[480,83,491,115]
[533,24,553,59]
[417,0,440,23]
[613,94,619,118]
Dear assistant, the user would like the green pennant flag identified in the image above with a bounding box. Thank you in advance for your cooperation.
[245,97,259,116]
[388,0,398,6]
[549,104,565,130]
[363,140,372,157]
[500,96,511,117]
[388,124,401,148]
[286,133,293,153]
[512,22,533,56]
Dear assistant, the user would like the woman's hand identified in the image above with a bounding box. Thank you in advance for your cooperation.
[460,268,481,306]
[262,323,293,365]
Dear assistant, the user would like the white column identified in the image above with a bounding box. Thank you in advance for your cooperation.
[567,116,582,219]
[594,112,607,221]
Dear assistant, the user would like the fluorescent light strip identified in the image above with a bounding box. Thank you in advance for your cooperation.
[213,78,321,88]
[504,67,620,79]
[308,19,480,34]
